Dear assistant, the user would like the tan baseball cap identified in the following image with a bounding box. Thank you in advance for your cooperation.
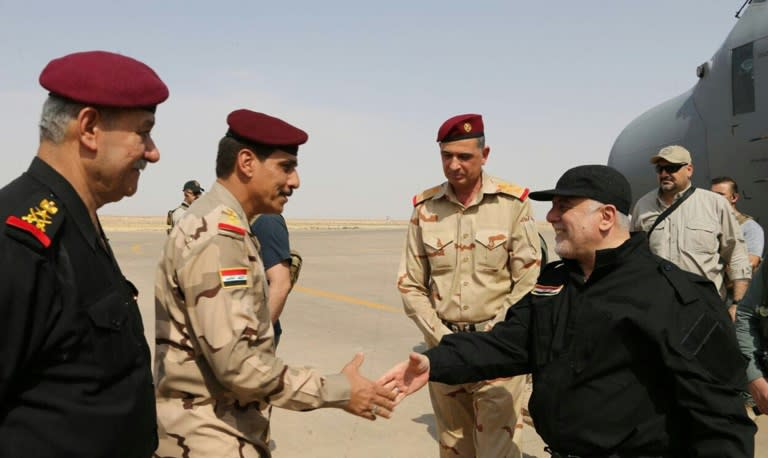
[650,145,692,164]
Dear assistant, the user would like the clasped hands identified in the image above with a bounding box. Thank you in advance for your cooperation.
[341,352,431,421]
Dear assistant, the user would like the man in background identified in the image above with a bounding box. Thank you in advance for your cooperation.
[397,113,540,457]
[711,176,764,272]
[167,179,204,232]
[251,213,301,346]
[630,145,751,319]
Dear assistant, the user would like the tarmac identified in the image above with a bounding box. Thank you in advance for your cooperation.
[111,225,767,457]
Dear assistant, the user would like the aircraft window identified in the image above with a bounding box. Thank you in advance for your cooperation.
[732,42,755,115]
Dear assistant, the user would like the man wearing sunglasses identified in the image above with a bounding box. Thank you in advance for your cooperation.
[630,145,751,320]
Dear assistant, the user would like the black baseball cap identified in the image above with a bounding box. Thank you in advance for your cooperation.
[529,165,632,214]
[183,180,204,194]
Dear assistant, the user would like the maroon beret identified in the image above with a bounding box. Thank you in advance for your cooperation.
[436,113,484,142]
[226,109,308,150]
[39,50,169,108]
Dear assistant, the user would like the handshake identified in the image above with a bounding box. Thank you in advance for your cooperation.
[340,352,432,420]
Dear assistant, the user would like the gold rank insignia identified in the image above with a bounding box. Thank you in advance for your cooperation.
[22,198,58,232]
[463,122,472,133]
[218,207,247,237]
[494,179,529,201]
[222,207,241,226]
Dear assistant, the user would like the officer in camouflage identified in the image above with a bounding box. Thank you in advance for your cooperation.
[396,114,540,457]
[155,109,396,457]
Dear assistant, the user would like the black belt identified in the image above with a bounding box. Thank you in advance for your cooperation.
[441,319,487,333]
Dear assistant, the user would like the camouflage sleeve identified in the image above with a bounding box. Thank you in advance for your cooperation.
[178,223,349,410]
[498,199,540,323]
[396,205,450,347]
[719,200,752,281]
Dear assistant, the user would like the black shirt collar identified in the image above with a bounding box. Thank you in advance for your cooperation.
[561,232,647,281]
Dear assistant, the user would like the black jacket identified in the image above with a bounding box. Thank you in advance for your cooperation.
[0,158,156,457]
[426,232,755,457]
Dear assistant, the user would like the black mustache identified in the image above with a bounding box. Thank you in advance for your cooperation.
[279,190,293,197]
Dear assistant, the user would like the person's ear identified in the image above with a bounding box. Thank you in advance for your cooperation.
[235,148,257,179]
[77,107,101,151]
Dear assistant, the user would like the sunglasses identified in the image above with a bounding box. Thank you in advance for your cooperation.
[655,163,686,174]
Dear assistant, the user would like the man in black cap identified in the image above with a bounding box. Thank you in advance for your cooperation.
[0,50,168,457]
[154,109,396,457]
[166,179,204,232]
[381,165,755,457]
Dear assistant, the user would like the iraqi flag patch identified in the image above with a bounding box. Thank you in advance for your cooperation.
[531,284,564,296]
[220,267,249,288]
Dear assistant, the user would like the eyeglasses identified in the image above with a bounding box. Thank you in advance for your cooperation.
[655,163,686,174]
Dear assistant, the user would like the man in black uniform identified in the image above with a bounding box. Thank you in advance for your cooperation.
[381,165,755,457]
[0,51,168,457]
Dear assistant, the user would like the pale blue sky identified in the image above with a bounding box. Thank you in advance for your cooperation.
[0,1,742,219]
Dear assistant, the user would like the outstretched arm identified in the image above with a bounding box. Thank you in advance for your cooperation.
[341,353,398,420]
[378,353,431,402]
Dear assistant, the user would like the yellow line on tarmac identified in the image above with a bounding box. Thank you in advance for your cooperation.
[293,285,400,313]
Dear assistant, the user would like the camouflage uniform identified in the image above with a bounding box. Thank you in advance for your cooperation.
[397,172,540,458]
[155,182,349,457]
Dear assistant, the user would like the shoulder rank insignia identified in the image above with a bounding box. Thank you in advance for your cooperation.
[6,197,60,248]
[218,208,246,236]
[220,267,249,288]
[493,179,529,201]
[412,185,442,207]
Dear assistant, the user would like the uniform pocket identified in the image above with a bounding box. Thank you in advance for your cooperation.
[475,229,509,271]
[423,233,455,273]
[684,219,718,254]
[87,291,139,378]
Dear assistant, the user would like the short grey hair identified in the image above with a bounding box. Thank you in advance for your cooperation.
[39,96,85,143]
[587,199,630,230]
[615,212,630,230]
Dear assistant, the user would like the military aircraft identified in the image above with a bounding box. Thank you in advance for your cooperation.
[608,0,768,225]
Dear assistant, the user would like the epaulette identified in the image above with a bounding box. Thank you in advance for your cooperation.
[412,185,442,207]
[217,207,247,239]
[491,178,529,201]
[5,194,64,250]
[531,261,568,296]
